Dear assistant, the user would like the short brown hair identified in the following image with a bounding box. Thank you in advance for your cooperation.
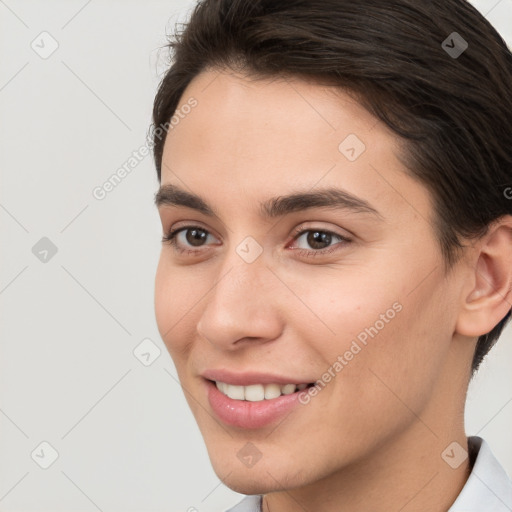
[151,0,512,373]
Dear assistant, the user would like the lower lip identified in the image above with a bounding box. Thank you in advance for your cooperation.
[205,379,308,429]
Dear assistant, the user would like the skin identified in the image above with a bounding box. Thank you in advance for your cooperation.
[154,68,512,512]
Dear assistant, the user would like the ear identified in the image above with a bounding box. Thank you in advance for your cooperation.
[456,216,512,337]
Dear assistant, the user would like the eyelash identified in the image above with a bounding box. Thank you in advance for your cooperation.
[161,224,352,258]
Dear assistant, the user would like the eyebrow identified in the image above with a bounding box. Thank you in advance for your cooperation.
[154,184,383,220]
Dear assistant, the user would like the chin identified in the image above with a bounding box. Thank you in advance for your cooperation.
[216,469,288,496]
[209,453,313,495]
[222,477,272,496]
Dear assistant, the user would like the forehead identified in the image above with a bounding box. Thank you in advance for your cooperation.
[167,68,381,154]
[160,68,433,226]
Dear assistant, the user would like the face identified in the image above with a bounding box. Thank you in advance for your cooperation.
[154,68,469,494]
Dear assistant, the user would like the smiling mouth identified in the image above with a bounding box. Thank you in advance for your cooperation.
[209,380,315,401]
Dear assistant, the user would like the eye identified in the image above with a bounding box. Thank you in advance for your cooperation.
[289,227,351,256]
[162,225,219,253]
[161,224,352,258]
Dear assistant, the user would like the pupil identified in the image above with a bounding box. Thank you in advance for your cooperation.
[186,228,207,246]
[307,231,331,249]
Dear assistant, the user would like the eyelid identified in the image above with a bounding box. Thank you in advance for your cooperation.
[164,220,220,240]
[287,222,353,243]
[162,224,220,247]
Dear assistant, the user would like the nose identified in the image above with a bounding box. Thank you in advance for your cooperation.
[196,248,283,350]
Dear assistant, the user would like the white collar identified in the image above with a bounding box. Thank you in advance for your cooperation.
[449,436,512,511]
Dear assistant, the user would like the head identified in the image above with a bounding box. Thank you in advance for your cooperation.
[151,0,512,495]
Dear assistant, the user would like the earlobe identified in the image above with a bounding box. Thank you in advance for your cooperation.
[455,217,512,338]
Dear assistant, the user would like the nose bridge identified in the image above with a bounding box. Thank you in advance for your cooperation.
[196,240,281,346]
[212,232,270,302]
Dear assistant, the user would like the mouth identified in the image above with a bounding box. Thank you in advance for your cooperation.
[211,380,315,401]
[204,378,316,429]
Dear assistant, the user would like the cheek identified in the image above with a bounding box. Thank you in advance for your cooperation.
[154,255,197,359]
[289,267,404,357]
[334,279,452,417]
[296,265,452,402]
[277,278,451,464]
[154,256,173,341]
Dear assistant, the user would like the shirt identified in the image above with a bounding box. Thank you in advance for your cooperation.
[224,436,512,511]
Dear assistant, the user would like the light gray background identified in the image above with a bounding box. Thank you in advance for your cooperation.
[1,1,511,511]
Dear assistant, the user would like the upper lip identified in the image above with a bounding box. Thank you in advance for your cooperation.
[201,369,314,386]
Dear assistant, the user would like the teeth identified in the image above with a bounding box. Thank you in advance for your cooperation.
[281,383,296,395]
[264,383,281,400]
[215,381,308,401]
[245,384,265,401]
[226,384,245,400]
